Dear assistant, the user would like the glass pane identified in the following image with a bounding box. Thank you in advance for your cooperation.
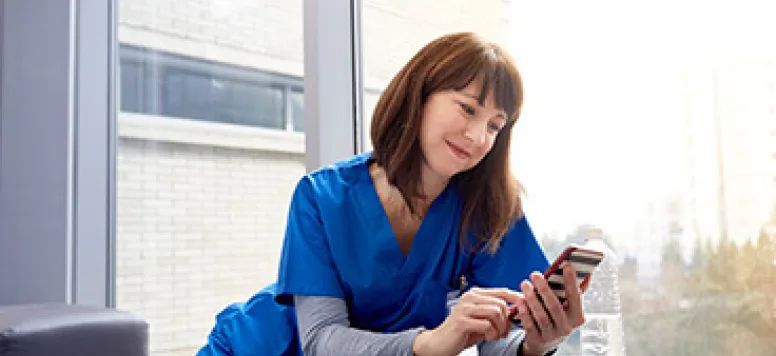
[363,1,776,355]
[116,1,305,355]
[161,68,216,121]
[290,89,304,132]
[161,68,286,128]
[119,60,144,113]
[361,88,381,150]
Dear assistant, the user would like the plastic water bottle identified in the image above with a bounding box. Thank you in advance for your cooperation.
[579,228,627,356]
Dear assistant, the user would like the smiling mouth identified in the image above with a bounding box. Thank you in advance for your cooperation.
[446,141,471,159]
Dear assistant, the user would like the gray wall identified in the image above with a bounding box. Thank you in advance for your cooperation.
[0,0,119,307]
[0,0,75,305]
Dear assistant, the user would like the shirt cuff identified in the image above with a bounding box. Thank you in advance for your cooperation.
[517,340,559,356]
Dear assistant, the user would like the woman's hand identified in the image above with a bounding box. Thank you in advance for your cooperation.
[413,287,522,356]
[513,263,587,356]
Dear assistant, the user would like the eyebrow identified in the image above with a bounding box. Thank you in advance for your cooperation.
[461,92,507,120]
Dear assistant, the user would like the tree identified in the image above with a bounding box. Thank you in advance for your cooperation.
[659,237,687,309]
[705,236,739,292]
[737,239,758,290]
[617,256,642,315]
[751,230,775,289]
[621,234,776,356]
[690,236,706,272]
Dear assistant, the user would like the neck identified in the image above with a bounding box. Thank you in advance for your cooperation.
[417,163,449,210]
[370,161,449,217]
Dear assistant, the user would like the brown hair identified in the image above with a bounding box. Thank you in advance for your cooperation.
[370,32,524,253]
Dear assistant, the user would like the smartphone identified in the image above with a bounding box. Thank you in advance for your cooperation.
[509,244,605,322]
[543,244,605,303]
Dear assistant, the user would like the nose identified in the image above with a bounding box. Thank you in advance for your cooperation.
[463,120,488,146]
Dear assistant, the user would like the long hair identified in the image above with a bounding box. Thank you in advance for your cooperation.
[370,32,525,253]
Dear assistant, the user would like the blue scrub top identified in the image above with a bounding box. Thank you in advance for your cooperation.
[196,152,550,356]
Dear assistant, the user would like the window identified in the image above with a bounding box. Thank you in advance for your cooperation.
[289,89,304,132]
[119,44,304,131]
[116,1,306,355]
[107,1,776,355]
[119,59,145,114]
[362,1,776,355]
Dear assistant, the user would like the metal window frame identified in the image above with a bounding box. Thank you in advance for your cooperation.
[0,0,363,306]
[303,0,363,170]
[0,0,116,307]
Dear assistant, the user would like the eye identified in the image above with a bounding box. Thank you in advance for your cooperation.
[488,122,503,133]
[458,102,476,116]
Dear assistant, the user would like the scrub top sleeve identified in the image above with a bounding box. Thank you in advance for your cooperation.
[275,176,346,305]
[466,215,550,292]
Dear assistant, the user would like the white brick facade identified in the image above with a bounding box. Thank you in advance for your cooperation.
[117,132,305,356]
[117,0,505,354]
[118,0,305,76]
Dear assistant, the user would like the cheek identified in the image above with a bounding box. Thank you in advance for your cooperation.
[424,112,460,141]
[478,137,498,155]
[468,138,497,166]
[419,120,445,160]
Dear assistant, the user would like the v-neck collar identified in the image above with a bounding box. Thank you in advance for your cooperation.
[357,155,453,275]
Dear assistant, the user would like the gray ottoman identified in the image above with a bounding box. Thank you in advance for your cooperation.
[0,303,148,356]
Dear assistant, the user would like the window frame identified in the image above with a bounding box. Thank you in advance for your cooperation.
[0,0,363,307]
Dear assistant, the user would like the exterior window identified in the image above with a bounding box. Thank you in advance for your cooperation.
[290,89,304,132]
[119,45,304,132]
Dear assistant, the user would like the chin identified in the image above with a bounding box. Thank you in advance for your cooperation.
[428,157,468,180]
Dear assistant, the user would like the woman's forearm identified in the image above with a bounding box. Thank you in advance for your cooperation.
[478,327,526,356]
[294,295,422,356]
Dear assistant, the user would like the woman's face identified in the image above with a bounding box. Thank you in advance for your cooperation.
[418,81,508,181]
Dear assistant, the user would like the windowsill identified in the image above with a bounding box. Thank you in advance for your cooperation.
[118,112,305,154]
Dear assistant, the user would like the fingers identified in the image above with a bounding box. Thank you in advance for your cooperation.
[520,278,555,339]
[516,268,588,353]
[531,271,572,336]
[467,286,524,305]
[563,263,586,327]
[451,305,499,339]
[453,302,506,341]
[512,298,538,339]
[459,288,513,339]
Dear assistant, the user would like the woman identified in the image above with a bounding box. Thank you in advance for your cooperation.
[197,32,586,356]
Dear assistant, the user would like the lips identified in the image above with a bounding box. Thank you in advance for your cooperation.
[446,140,471,159]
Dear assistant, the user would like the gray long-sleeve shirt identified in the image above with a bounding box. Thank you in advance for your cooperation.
[294,295,526,356]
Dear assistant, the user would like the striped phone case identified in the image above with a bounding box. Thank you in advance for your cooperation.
[545,245,605,304]
[509,245,605,323]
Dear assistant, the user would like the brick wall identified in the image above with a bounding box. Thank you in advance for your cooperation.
[117,136,305,355]
[117,0,506,354]
[118,0,304,76]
